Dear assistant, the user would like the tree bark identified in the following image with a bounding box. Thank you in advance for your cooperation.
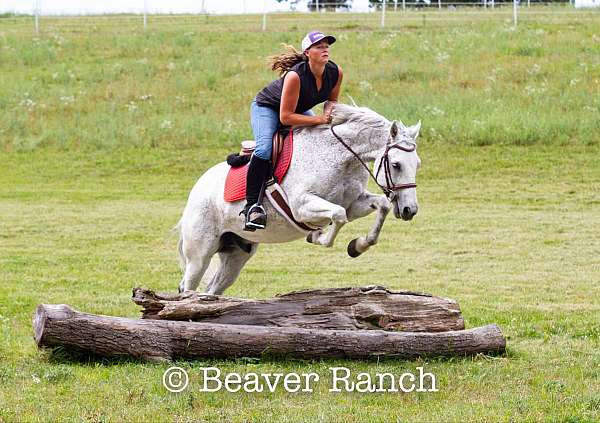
[132,286,465,332]
[34,304,505,362]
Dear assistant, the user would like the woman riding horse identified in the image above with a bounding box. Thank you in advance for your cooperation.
[243,31,344,231]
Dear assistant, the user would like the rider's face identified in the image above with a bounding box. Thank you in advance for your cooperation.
[305,40,330,65]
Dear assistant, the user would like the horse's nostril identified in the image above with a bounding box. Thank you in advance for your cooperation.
[402,207,411,217]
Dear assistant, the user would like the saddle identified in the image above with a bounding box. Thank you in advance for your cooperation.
[223,129,316,233]
[223,129,292,203]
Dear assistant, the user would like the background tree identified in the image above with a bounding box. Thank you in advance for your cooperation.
[307,0,353,11]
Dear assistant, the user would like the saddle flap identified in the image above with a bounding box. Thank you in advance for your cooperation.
[271,130,287,165]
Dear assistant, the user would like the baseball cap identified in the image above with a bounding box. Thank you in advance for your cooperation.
[301,31,336,52]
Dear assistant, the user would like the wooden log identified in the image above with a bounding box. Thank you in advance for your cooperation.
[132,286,465,332]
[34,304,505,361]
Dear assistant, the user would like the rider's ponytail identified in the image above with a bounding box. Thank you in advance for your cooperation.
[269,44,307,76]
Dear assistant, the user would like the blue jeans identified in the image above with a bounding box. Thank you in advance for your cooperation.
[250,100,314,161]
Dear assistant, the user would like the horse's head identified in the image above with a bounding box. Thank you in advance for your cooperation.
[374,120,421,221]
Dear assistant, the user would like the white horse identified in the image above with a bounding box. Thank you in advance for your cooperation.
[177,103,421,294]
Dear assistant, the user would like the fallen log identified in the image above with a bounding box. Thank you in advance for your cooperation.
[34,304,505,361]
[132,286,465,332]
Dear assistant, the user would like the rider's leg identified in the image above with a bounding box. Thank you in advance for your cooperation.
[244,100,278,230]
[244,155,271,230]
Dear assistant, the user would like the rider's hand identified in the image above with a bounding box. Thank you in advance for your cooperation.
[323,100,336,118]
[318,113,333,125]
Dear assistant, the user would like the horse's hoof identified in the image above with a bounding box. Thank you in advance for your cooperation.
[347,238,362,258]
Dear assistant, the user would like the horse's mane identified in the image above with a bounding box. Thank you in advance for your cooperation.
[331,103,389,129]
[294,103,390,139]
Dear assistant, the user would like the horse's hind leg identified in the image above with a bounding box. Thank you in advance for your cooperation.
[179,226,220,292]
[179,243,218,292]
[205,235,258,295]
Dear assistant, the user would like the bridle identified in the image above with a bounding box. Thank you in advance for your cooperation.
[330,123,417,201]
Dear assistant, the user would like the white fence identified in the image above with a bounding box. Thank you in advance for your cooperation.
[1,0,596,34]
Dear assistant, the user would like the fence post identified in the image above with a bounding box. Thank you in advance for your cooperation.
[34,0,40,34]
[438,0,442,9]
[143,0,148,31]
[262,0,267,31]
[513,0,518,27]
[316,0,320,12]
[381,0,386,27]
[402,0,406,11]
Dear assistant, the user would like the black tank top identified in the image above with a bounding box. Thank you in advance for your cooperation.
[255,60,339,114]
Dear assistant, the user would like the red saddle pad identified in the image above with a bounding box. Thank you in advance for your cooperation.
[224,131,294,203]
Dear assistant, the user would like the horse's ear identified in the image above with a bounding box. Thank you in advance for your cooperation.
[407,120,421,141]
[390,121,399,140]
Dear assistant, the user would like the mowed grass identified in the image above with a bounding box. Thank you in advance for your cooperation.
[1,10,600,422]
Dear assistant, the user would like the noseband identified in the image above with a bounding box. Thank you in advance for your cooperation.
[330,123,417,201]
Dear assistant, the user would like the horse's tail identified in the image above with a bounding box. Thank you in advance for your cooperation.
[174,219,185,272]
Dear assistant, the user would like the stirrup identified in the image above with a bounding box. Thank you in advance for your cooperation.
[243,203,267,231]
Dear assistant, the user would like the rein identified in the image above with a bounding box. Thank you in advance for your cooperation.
[329,123,417,200]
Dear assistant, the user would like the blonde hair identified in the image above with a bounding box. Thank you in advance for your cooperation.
[268,44,307,76]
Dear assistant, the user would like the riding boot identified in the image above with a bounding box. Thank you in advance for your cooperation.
[242,155,271,231]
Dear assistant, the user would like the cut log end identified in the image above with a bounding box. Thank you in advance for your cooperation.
[34,304,73,347]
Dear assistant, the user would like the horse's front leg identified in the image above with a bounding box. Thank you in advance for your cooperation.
[345,191,391,257]
[294,194,348,248]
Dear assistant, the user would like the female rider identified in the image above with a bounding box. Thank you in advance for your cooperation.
[243,31,343,231]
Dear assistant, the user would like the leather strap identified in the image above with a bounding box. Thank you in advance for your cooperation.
[268,187,317,232]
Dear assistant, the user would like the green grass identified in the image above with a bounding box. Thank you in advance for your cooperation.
[1,10,600,422]
[1,8,599,151]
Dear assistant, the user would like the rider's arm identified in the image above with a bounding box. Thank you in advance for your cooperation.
[279,72,329,127]
[328,66,343,102]
[324,66,343,117]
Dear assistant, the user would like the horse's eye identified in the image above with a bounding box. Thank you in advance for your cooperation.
[392,162,401,170]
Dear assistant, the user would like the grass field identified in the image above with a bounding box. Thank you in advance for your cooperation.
[1,9,599,422]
